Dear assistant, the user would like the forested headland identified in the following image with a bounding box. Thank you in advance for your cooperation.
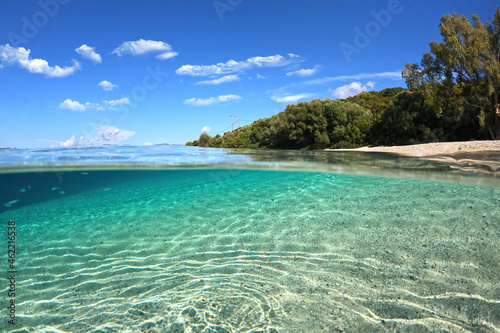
[186,7,500,149]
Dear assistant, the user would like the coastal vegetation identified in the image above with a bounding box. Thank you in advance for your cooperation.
[187,6,500,149]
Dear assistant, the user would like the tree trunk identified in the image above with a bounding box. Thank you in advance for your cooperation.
[490,106,500,140]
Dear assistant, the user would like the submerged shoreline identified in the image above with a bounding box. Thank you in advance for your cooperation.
[326,140,500,156]
[2,169,499,332]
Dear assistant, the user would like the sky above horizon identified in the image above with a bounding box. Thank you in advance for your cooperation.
[1,0,498,148]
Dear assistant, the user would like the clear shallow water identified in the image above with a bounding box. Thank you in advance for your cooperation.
[0,146,499,332]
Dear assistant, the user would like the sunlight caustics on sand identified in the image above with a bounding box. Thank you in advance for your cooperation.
[0,169,500,332]
[1,165,499,332]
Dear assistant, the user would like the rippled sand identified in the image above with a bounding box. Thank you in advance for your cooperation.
[1,169,499,332]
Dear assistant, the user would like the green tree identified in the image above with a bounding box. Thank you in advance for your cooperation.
[285,99,330,148]
[197,133,212,147]
[378,89,450,145]
[210,134,223,148]
[344,87,405,120]
[322,99,372,147]
[403,6,500,139]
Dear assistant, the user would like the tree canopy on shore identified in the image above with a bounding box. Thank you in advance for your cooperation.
[187,6,500,149]
[403,6,500,140]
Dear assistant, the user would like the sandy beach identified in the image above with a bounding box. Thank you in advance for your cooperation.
[326,140,500,156]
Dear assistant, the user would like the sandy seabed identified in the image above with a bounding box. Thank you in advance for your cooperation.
[1,169,499,332]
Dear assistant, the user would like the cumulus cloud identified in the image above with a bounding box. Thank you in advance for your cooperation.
[58,99,87,112]
[111,39,178,59]
[58,97,129,111]
[144,142,153,145]
[0,44,80,77]
[75,44,101,64]
[98,80,118,91]
[194,74,240,86]
[176,54,304,77]
[184,94,241,106]
[57,134,85,147]
[202,126,211,133]
[331,81,376,99]
[96,126,135,143]
[256,74,268,79]
[286,66,319,77]
[55,126,136,147]
[271,93,314,103]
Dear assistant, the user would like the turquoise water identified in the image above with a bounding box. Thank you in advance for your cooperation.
[1,146,499,332]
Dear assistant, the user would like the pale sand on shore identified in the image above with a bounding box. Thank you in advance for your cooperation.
[326,140,500,157]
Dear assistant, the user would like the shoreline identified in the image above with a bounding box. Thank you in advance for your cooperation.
[325,140,500,157]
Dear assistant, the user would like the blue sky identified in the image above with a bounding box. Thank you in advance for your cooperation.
[0,0,498,148]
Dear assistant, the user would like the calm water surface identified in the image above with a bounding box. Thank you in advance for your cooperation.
[0,146,499,332]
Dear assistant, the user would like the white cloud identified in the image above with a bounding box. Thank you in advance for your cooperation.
[57,134,84,147]
[0,44,80,78]
[194,74,240,86]
[112,39,178,59]
[202,126,211,133]
[144,142,153,145]
[286,66,319,77]
[256,74,268,79]
[269,71,401,98]
[155,52,178,60]
[218,94,241,102]
[271,93,314,103]
[58,99,86,111]
[184,94,242,106]
[55,126,136,147]
[304,72,401,86]
[176,54,303,77]
[103,97,130,107]
[331,81,376,99]
[98,80,118,91]
[75,44,101,64]
[94,126,136,144]
[247,55,295,67]
[366,80,376,88]
[58,97,129,111]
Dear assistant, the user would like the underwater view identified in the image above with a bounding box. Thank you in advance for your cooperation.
[3,0,500,331]
[1,146,499,332]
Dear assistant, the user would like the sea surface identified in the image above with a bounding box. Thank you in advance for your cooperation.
[0,146,499,332]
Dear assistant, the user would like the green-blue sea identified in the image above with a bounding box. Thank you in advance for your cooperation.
[1,146,499,332]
